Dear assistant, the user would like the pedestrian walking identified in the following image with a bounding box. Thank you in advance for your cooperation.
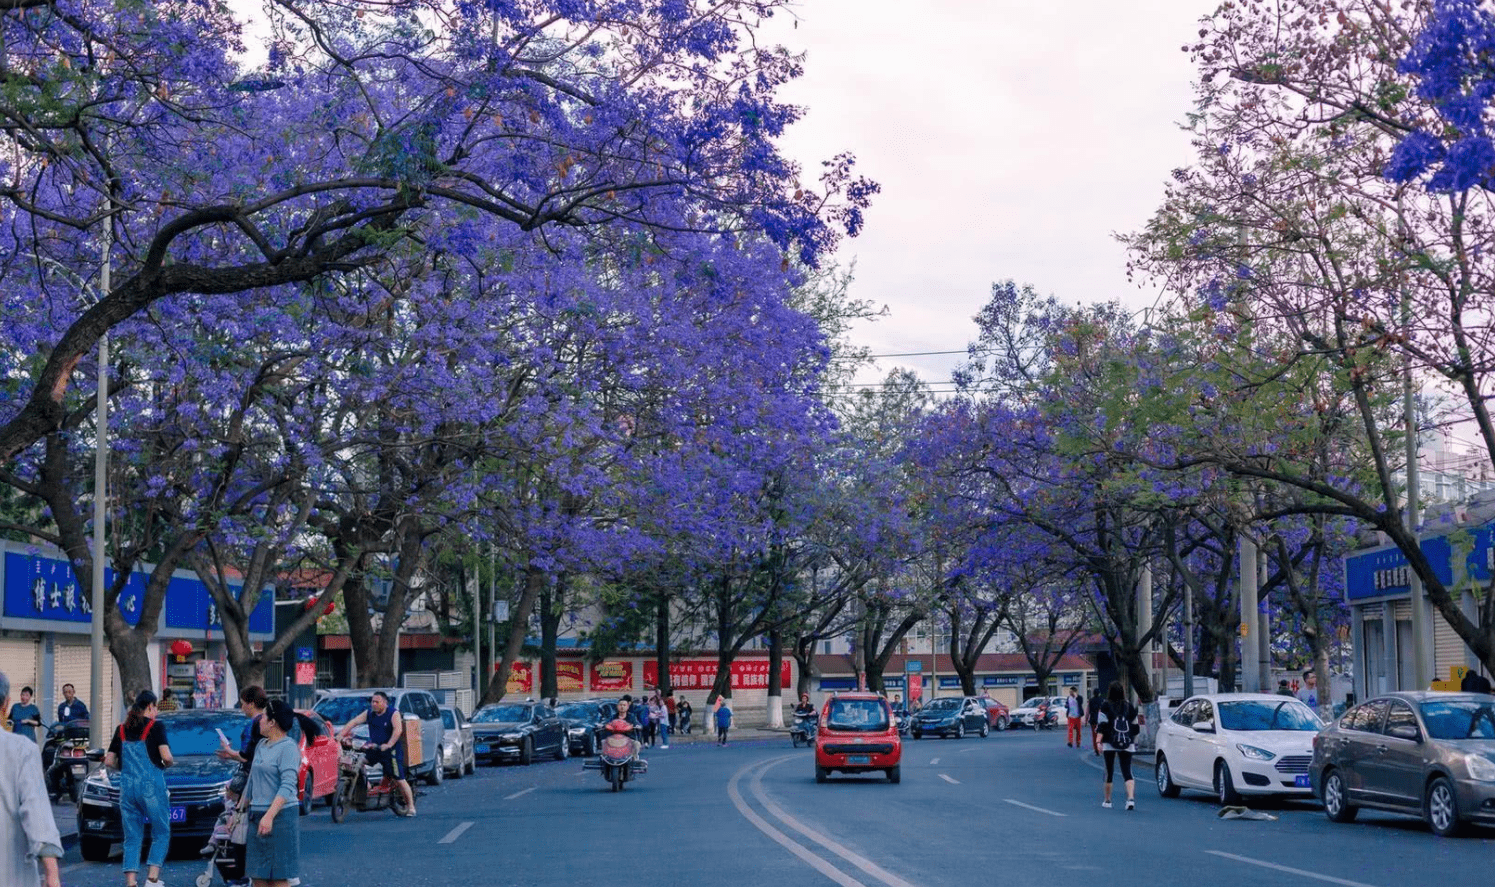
[1295,670,1319,710]
[0,670,62,887]
[7,686,41,743]
[106,690,174,887]
[1095,681,1140,811]
[1461,669,1493,694]
[1065,687,1084,747]
[677,698,693,735]
[648,691,666,747]
[1088,689,1103,755]
[244,700,302,887]
[1275,679,1295,697]
[55,683,88,723]
[665,693,678,732]
[714,698,733,745]
[637,695,655,746]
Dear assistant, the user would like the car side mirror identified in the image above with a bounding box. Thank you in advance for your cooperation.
[1192,720,1215,734]
[1387,724,1420,742]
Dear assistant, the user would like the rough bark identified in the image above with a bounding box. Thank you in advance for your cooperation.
[481,564,544,707]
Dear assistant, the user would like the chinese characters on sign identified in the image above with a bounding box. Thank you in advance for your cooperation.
[503,661,534,695]
[555,661,584,692]
[589,660,633,692]
[641,659,792,691]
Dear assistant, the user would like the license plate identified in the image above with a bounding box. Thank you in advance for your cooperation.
[846,755,870,765]
[169,806,187,824]
[71,765,87,776]
[475,744,490,754]
[1295,775,1311,788]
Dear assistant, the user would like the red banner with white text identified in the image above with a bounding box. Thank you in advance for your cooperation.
[642,658,791,692]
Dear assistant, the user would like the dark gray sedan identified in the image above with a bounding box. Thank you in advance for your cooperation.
[1309,691,1495,837]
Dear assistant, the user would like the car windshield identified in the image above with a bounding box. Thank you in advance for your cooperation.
[313,695,372,725]
[922,698,959,712]
[1216,700,1321,732]
[1420,700,1495,740]
[440,710,456,729]
[825,699,889,732]
[474,705,530,723]
[555,704,597,721]
[163,712,249,756]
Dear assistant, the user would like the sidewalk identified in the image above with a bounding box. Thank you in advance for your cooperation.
[648,724,787,745]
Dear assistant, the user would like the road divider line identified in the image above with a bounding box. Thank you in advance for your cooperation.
[727,757,868,887]
[504,787,537,800]
[1003,798,1065,817]
[1204,851,1381,887]
[929,757,940,765]
[747,757,922,887]
[958,747,980,754]
[938,773,960,785]
[437,821,474,845]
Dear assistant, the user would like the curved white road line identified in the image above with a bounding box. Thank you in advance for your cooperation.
[727,757,869,887]
[746,757,922,887]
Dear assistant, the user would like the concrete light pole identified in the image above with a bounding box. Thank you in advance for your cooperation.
[89,220,111,751]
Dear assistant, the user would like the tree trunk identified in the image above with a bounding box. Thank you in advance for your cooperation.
[792,635,816,699]
[539,581,560,702]
[482,563,544,707]
[654,592,671,700]
[766,627,784,728]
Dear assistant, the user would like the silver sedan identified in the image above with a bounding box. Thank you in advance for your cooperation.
[439,705,477,778]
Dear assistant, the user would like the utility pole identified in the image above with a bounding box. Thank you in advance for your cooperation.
[1137,564,1153,697]
[1404,314,1429,690]
[1182,565,1195,698]
[88,218,111,752]
[1239,534,1260,693]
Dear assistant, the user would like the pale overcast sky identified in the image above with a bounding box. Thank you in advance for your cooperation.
[762,1,1215,390]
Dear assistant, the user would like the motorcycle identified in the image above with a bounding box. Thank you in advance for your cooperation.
[789,714,818,747]
[894,710,912,736]
[582,718,648,791]
[332,739,409,819]
[42,721,91,803]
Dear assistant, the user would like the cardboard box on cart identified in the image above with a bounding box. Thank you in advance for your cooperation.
[402,713,423,774]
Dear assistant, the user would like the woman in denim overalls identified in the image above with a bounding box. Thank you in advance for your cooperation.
[105,691,174,887]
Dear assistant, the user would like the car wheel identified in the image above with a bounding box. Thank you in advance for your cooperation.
[815,766,829,784]
[887,766,900,784]
[427,753,444,786]
[1426,776,1465,837]
[980,721,989,738]
[554,737,567,761]
[519,737,533,766]
[299,768,314,815]
[450,749,464,779]
[79,836,112,862]
[998,716,1009,732]
[1155,753,1181,798]
[955,722,965,740]
[1321,769,1358,823]
[584,733,596,757]
[911,730,922,740]
[1214,761,1242,807]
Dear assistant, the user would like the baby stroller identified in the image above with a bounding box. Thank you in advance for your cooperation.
[195,804,247,887]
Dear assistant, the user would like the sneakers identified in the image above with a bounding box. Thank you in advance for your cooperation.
[661,744,670,749]
[146,879,166,887]
[1101,800,1112,809]
[1126,799,1136,811]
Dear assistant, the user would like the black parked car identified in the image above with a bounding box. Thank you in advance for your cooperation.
[556,700,622,756]
[77,710,248,862]
[910,696,990,739]
[471,702,568,765]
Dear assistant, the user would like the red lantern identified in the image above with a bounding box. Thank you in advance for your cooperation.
[169,639,194,663]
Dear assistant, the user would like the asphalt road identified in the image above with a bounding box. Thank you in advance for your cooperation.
[52,730,1495,887]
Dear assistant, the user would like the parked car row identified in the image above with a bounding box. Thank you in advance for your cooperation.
[1154,690,1495,838]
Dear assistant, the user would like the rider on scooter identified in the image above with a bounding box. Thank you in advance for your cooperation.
[793,694,816,720]
[337,691,416,818]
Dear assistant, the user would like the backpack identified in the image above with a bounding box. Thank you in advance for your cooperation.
[1106,701,1134,748]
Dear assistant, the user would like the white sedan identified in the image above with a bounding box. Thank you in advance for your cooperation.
[1155,693,1323,804]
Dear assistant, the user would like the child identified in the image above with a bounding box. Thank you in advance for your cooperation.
[714,698,733,745]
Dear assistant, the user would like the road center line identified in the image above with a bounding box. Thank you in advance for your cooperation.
[939,773,960,785]
[1003,798,1066,817]
[504,786,537,800]
[1204,851,1381,887]
[929,757,940,765]
[747,757,922,887]
[958,747,980,754]
[437,821,474,844]
[727,757,869,887]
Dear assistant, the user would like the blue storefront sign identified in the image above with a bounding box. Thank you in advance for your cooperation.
[3,547,272,635]
[883,676,905,690]
[983,674,1034,687]
[1343,523,1494,602]
[905,660,923,673]
[1062,673,1081,686]
[938,676,963,689]
[819,677,858,691]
